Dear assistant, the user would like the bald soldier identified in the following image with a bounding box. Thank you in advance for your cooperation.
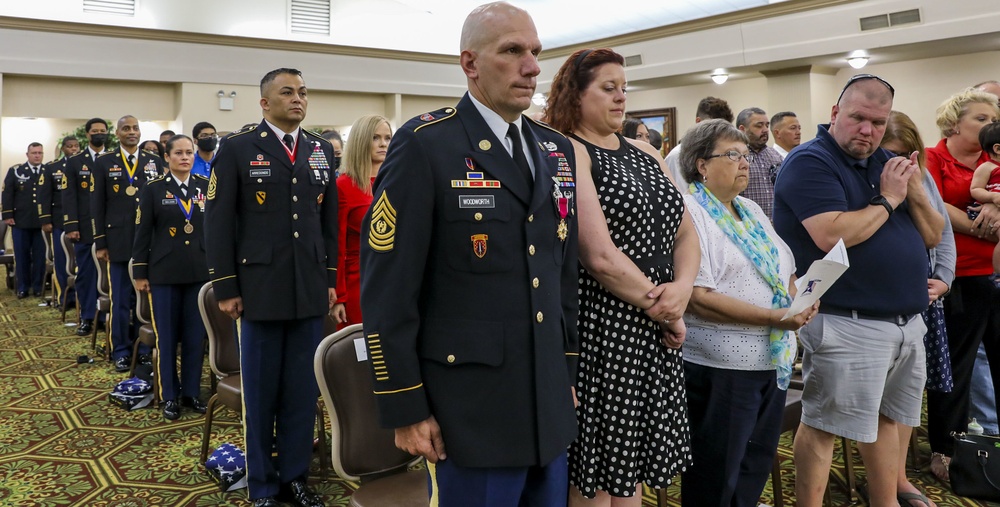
[360,2,580,506]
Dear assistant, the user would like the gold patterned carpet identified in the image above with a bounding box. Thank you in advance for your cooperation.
[0,286,994,506]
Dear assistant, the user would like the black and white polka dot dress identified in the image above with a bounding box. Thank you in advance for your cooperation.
[569,134,691,498]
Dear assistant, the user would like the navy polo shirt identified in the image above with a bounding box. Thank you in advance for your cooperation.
[773,124,927,316]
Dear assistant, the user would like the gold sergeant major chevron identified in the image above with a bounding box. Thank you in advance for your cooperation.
[368,190,397,252]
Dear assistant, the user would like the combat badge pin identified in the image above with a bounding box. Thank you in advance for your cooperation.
[471,234,488,258]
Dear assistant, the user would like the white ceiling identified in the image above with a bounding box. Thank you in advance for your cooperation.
[331,0,785,54]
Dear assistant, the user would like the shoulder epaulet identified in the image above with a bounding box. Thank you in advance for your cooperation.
[96,151,116,159]
[68,152,86,160]
[413,106,458,132]
[525,116,567,139]
[192,174,209,181]
[9,164,18,170]
[141,149,162,159]
[304,130,327,141]
[227,124,256,140]
[147,175,167,183]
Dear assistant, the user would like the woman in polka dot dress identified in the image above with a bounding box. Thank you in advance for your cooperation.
[545,48,701,505]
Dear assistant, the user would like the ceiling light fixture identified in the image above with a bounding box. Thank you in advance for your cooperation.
[847,56,869,69]
[532,92,547,107]
[711,72,729,85]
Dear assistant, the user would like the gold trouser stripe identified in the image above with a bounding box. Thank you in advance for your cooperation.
[236,317,251,502]
[148,291,164,400]
[427,460,439,507]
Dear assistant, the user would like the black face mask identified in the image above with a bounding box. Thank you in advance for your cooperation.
[333,156,341,170]
[90,133,108,147]
[197,137,218,152]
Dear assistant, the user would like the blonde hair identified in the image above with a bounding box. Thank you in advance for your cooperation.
[882,111,926,169]
[935,88,1000,138]
[343,115,391,194]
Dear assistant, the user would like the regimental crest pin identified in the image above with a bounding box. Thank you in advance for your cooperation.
[113,184,120,193]
[256,191,266,205]
[471,233,488,259]
[169,227,177,237]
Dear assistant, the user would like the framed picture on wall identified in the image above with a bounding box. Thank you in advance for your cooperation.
[627,107,677,157]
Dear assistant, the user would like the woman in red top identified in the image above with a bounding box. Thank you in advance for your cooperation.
[332,115,392,329]
[925,88,1000,482]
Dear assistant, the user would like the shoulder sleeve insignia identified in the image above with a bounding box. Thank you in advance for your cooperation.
[38,174,44,186]
[207,171,217,200]
[368,190,397,253]
[414,107,457,132]
[135,206,141,225]
[89,175,95,192]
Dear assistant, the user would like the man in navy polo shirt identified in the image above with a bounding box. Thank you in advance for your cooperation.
[774,75,944,507]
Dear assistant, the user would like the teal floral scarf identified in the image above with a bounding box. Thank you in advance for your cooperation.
[690,181,796,390]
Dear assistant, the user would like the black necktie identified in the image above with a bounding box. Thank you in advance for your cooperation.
[283,134,295,152]
[507,123,532,183]
[180,183,188,197]
[127,154,135,167]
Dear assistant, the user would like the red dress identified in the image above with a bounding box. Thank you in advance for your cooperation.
[335,175,374,329]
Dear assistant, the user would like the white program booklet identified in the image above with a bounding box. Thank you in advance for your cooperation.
[782,238,849,320]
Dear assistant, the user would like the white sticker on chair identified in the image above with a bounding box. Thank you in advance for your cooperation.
[354,337,368,362]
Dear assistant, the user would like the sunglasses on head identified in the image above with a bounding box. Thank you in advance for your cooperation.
[837,74,895,104]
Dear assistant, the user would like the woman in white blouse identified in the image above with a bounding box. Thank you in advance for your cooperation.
[677,119,819,507]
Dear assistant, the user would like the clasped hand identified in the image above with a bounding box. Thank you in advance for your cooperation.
[644,282,691,323]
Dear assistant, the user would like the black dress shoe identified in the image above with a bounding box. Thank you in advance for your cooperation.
[32,290,43,297]
[114,356,131,373]
[280,478,325,507]
[76,321,93,336]
[137,353,152,366]
[16,291,27,299]
[162,400,180,420]
[180,396,207,414]
[252,498,278,507]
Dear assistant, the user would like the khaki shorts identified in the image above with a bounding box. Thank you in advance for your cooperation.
[798,312,927,443]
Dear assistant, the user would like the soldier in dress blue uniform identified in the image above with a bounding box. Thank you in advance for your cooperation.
[2,142,52,299]
[40,136,81,309]
[92,115,163,372]
[133,135,209,421]
[64,118,109,336]
[205,68,337,507]
[359,3,579,506]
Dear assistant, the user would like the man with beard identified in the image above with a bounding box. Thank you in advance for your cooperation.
[64,118,108,336]
[737,107,783,220]
[92,115,162,372]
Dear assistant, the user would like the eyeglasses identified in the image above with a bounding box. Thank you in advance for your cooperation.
[837,74,895,104]
[705,150,753,163]
[196,134,219,140]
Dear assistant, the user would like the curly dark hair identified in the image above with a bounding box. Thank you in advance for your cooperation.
[543,48,625,134]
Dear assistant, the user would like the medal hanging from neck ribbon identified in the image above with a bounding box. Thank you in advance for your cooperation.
[120,151,139,195]
[552,178,569,241]
[176,193,195,234]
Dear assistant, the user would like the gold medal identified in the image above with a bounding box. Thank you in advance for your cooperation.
[126,185,137,196]
[183,221,194,234]
[556,219,568,241]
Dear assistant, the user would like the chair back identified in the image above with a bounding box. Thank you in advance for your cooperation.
[43,230,54,263]
[197,282,240,377]
[315,324,419,481]
[91,244,110,297]
[60,232,76,276]
[0,221,9,252]
[127,259,152,324]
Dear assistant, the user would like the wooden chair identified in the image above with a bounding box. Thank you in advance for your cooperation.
[0,222,15,289]
[198,282,242,463]
[314,324,426,507]
[90,244,111,360]
[127,260,158,390]
[42,230,55,304]
[58,232,78,323]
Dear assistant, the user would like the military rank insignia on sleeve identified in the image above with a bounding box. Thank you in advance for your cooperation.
[368,190,397,253]
[207,171,217,200]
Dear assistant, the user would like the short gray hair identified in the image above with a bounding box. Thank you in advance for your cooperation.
[679,119,749,185]
[736,107,767,128]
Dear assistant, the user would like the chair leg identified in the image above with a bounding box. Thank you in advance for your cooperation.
[657,488,670,507]
[771,454,784,507]
[200,394,220,464]
[842,437,856,502]
[128,340,141,377]
[909,426,921,471]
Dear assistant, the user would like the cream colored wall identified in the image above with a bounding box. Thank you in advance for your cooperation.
[1,76,175,120]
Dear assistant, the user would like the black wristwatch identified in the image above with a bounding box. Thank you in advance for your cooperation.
[869,194,894,216]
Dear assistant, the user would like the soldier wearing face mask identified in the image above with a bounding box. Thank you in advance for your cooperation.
[191,122,218,178]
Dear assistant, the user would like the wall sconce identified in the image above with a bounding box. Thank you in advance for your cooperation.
[847,56,869,69]
[711,72,729,85]
[218,90,237,111]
